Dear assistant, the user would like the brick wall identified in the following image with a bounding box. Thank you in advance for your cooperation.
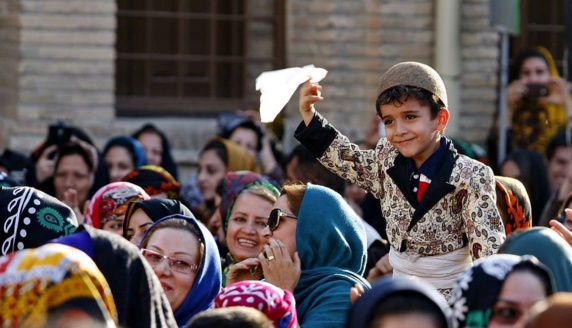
[284,0,499,149]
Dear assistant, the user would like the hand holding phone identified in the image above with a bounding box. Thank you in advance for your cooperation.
[525,83,549,98]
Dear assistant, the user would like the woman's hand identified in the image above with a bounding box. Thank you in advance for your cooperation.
[35,144,58,183]
[62,188,85,224]
[507,80,527,108]
[258,237,301,292]
[539,77,572,106]
[549,212,572,247]
[226,258,263,286]
[299,81,323,127]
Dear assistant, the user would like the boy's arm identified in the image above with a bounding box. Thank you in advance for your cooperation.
[464,164,506,260]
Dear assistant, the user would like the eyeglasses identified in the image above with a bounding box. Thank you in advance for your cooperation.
[267,208,297,231]
[490,304,524,325]
[140,248,198,274]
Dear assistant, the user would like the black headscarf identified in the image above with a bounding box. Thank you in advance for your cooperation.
[132,123,179,180]
[122,198,192,239]
[0,186,78,255]
[54,225,177,327]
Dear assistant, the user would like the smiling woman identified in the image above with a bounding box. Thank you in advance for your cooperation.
[140,214,222,327]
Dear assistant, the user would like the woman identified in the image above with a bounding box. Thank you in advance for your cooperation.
[450,254,554,328]
[189,137,257,222]
[53,224,177,327]
[500,227,572,292]
[122,165,181,200]
[349,276,452,328]
[488,47,572,168]
[103,136,147,182]
[500,149,551,225]
[132,123,179,180]
[214,280,298,328]
[122,198,192,246]
[140,214,222,326]
[0,186,78,256]
[494,176,533,236]
[40,142,98,222]
[0,243,117,327]
[231,183,370,327]
[218,171,279,285]
[84,181,150,233]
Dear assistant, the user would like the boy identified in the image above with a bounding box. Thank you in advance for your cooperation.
[295,62,505,299]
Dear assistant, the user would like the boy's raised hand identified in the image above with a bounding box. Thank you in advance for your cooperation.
[299,80,324,126]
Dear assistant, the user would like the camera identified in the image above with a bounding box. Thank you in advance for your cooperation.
[45,123,73,159]
[525,83,549,98]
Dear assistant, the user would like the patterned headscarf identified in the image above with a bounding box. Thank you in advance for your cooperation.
[218,171,279,234]
[215,280,298,328]
[84,182,150,228]
[0,186,78,256]
[0,243,117,327]
[122,165,181,199]
[495,176,532,236]
[450,254,554,328]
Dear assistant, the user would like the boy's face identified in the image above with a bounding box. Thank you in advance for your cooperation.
[380,98,448,168]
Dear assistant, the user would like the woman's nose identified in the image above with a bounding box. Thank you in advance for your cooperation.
[261,226,271,237]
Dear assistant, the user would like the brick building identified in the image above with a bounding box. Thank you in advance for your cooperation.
[0,0,566,178]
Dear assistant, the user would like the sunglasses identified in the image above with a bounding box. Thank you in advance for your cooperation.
[267,208,298,231]
[490,304,524,325]
[140,248,198,274]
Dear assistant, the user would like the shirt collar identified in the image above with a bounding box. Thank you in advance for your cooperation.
[407,137,448,179]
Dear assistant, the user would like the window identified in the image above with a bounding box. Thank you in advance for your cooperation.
[510,0,567,75]
[116,0,286,116]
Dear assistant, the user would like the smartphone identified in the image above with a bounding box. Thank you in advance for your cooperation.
[46,124,72,148]
[525,83,549,98]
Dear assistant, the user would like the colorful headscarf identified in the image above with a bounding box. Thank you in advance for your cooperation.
[122,165,181,199]
[349,276,452,328]
[208,137,258,173]
[84,182,150,228]
[500,227,572,292]
[219,171,279,234]
[495,176,532,236]
[215,280,298,328]
[0,186,78,256]
[141,214,222,327]
[122,198,192,240]
[103,136,147,168]
[0,243,117,327]
[450,254,554,328]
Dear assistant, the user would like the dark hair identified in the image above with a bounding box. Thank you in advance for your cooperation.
[280,183,306,217]
[200,139,228,167]
[545,130,571,161]
[369,291,449,328]
[103,136,146,168]
[132,123,179,180]
[140,217,204,268]
[375,85,444,119]
[55,142,96,173]
[218,116,264,152]
[510,49,550,82]
[185,307,273,328]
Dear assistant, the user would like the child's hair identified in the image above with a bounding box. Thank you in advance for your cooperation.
[376,85,445,119]
[369,291,449,328]
[185,306,273,328]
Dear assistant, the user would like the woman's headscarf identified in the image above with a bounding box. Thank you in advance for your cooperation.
[495,176,532,236]
[294,184,370,327]
[122,198,192,240]
[122,165,181,199]
[132,123,179,180]
[349,276,452,328]
[0,186,78,256]
[450,254,554,328]
[214,280,297,328]
[0,243,117,327]
[142,214,222,326]
[103,136,147,168]
[84,182,150,228]
[219,171,279,234]
[208,137,257,173]
[500,227,572,292]
[53,225,177,327]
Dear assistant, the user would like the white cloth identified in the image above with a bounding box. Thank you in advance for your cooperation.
[255,65,328,123]
[389,246,472,290]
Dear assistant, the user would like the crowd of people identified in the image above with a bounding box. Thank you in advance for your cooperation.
[1,47,572,328]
